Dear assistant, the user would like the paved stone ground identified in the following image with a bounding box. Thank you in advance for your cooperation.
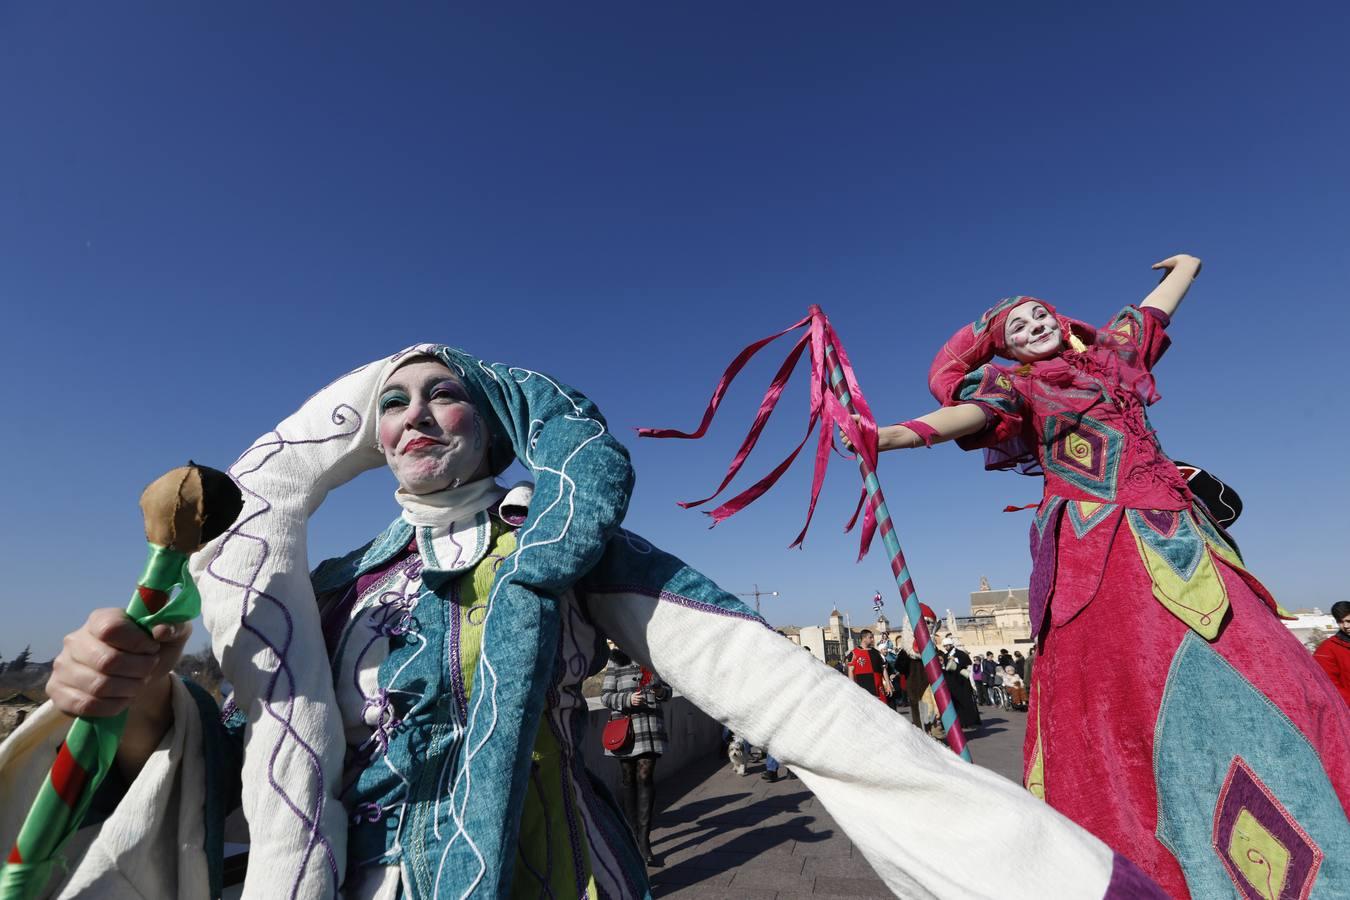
[647,709,1029,898]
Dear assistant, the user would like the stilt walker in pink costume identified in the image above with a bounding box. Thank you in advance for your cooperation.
[870,254,1350,898]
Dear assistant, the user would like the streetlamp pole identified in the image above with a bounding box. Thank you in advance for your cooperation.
[736,584,779,616]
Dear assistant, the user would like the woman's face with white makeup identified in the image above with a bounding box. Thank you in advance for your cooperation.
[377,360,490,495]
[1003,300,1063,362]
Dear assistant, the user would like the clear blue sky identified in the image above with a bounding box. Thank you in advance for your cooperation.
[3,4,1348,660]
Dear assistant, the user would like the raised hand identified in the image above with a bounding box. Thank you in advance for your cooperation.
[1151,254,1202,279]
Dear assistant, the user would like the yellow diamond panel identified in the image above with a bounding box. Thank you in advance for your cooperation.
[1227,808,1290,900]
[1064,432,1094,466]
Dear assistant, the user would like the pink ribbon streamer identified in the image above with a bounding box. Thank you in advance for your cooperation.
[639,308,883,559]
[637,314,810,441]
[670,331,810,510]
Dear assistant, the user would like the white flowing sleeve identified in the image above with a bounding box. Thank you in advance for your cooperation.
[0,678,212,900]
[584,592,1120,900]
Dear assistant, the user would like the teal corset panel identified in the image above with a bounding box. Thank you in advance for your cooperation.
[343,574,449,875]
[1154,633,1350,899]
[311,519,415,597]
[320,514,652,898]
[309,515,757,898]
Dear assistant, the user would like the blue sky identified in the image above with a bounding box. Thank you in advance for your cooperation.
[3,4,1348,659]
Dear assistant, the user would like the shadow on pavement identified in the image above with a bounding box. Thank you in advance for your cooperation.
[651,794,829,891]
[970,716,1010,736]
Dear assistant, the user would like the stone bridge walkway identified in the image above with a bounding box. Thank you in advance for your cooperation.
[646,711,1029,899]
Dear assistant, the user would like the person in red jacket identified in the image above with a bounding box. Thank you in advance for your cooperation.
[1314,601,1350,706]
[847,629,891,702]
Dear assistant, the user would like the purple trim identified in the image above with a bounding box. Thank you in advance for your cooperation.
[558,707,638,898]
[1027,500,1062,636]
[545,699,588,898]
[295,363,373,410]
[449,579,469,722]
[351,581,417,758]
[1139,508,1179,537]
[496,496,529,528]
[204,406,368,894]
[1142,306,1171,328]
[551,604,639,898]
[545,622,589,898]
[588,584,770,626]
[1102,853,1167,899]
[442,521,466,570]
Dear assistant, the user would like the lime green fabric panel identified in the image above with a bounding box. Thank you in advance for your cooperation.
[1126,509,1230,640]
[458,523,597,898]
[456,524,517,702]
[511,719,596,899]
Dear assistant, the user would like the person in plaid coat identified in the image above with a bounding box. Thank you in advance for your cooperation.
[601,645,672,867]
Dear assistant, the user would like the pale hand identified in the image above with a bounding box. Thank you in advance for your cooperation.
[839,415,862,453]
[629,690,645,708]
[47,608,191,719]
[841,415,904,453]
[1151,254,1202,278]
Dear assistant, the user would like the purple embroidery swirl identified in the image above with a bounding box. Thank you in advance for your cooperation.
[369,587,415,639]
[359,687,402,757]
[202,402,365,895]
[351,802,384,825]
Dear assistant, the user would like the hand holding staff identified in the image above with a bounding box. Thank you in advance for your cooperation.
[1,464,242,900]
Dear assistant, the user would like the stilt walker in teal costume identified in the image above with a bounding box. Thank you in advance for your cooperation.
[3,344,1167,899]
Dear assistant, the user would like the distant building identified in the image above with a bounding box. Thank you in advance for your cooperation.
[1284,608,1338,652]
[888,579,1034,660]
[799,608,849,665]
[789,587,1342,665]
[956,583,1033,652]
[794,607,902,665]
[789,582,1038,666]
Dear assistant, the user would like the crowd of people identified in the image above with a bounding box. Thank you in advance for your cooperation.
[833,622,1030,736]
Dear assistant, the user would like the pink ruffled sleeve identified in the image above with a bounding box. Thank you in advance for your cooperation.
[1102,305,1172,371]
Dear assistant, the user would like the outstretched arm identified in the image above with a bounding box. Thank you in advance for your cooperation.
[861,403,988,453]
[581,553,1152,898]
[1141,253,1203,319]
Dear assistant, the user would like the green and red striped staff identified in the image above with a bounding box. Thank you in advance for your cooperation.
[0,464,242,900]
[639,305,971,761]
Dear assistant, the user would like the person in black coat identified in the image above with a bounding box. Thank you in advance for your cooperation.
[940,637,981,730]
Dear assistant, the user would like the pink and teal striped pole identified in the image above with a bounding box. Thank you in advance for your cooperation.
[820,316,972,762]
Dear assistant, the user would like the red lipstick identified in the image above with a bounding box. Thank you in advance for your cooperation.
[402,436,441,453]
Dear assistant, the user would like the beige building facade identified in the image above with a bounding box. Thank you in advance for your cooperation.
[785,579,1035,666]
